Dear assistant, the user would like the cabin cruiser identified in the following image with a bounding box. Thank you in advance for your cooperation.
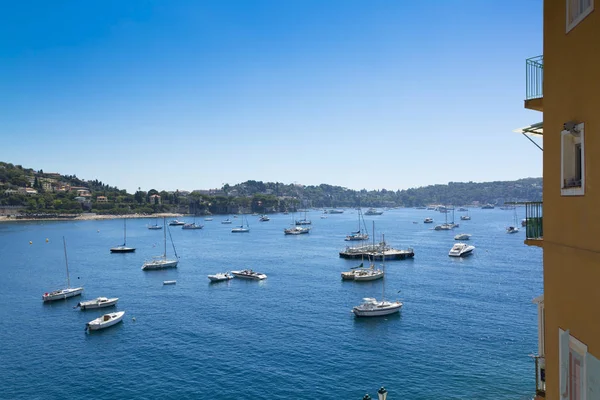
[182,222,203,230]
[352,298,402,317]
[259,215,270,221]
[423,218,434,223]
[208,272,234,282]
[169,220,186,226]
[284,226,310,235]
[460,215,471,220]
[448,243,475,257]
[364,208,383,216]
[76,297,118,310]
[231,269,267,280]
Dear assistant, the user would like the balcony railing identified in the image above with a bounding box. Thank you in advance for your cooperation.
[525,202,543,240]
[526,55,544,100]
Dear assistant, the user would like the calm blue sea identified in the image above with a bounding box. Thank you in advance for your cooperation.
[0,209,541,400]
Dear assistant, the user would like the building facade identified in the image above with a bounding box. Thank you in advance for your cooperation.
[523,1,600,399]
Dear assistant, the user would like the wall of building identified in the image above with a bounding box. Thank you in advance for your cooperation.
[543,1,600,398]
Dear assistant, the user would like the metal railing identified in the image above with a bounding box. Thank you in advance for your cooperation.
[525,202,543,240]
[526,55,544,100]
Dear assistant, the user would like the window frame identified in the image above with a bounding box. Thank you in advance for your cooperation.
[560,328,588,400]
[566,0,594,33]
[561,123,585,196]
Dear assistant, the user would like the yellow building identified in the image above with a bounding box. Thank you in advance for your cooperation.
[520,1,600,398]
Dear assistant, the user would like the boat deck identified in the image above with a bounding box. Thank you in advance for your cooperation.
[339,247,414,260]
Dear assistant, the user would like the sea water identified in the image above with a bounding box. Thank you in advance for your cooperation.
[0,209,541,399]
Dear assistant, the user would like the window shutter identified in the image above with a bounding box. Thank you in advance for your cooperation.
[560,328,570,398]
[587,352,600,400]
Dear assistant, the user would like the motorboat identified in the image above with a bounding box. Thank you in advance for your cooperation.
[182,222,203,230]
[148,224,162,230]
[352,298,402,317]
[169,219,186,226]
[110,219,135,253]
[506,226,520,234]
[231,269,267,280]
[208,272,234,282]
[364,208,383,216]
[163,280,177,285]
[423,218,434,223]
[284,226,310,235]
[448,243,475,257]
[221,218,233,224]
[481,204,495,209]
[454,233,472,240]
[457,207,468,212]
[327,209,344,214]
[43,237,84,302]
[259,215,270,222]
[86,311,125,331]
[204,218,213,221]
[76,297,119,310]
[142,217,179,270]
[460,215,471,220]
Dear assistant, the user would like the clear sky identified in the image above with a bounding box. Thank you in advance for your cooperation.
[1,0,543,194]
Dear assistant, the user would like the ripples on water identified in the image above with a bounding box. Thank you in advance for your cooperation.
[0,209,541,399]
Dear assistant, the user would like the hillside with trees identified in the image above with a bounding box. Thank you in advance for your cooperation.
[0,162,542,217]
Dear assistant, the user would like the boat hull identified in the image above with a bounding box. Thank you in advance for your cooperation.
[86,311,125,331]
[352,302,402,317]
[142,259,178,270]
[43,287,84,302]
[110,246,135,253]
[354,273,384,282]
[231,270,267,280]
[78,297,118,310]
[208,274,234,282]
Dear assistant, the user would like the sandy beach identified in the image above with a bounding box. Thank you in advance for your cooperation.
[0,213,186,223]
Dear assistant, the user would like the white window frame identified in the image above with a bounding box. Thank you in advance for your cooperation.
[561,123,585,196]
[566,0,594,33]
[560,328,588,400]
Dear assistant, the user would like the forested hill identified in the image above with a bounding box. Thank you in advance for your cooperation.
[0,162,541,214]
[225,178,542,208]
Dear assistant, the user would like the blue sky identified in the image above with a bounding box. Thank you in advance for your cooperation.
[1,0,543,193]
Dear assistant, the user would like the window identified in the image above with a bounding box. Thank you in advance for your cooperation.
[561,123,585,196]
[560,329,588,400]
[567,0,594,32]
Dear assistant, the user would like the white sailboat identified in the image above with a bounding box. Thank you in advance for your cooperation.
[506,207,520,234]
[42,237,84,302]
[110,218,135,253]
[352,251,402,317]
[142,217,179,270]
[232,215,250,233]
[345,208,369,241]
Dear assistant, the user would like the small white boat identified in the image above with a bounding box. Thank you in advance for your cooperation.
[182,222,203,230]
[77,297,118,310]
[163,280,177,285]
[231,269,267,280]
[364,208,383,216]
[434,224,453,230]
[320,215,327,219]
[221,218,232,224]
[449,243,475,257]
[423,218,434,223]
[204,218,213,221]
[169,219,186,226]
[148,224,162,230]
[460,215,471,221]
[86,311,125,331]
[259,215,270,222]
[352,298,403,317]
[208,272,234,282]
[454,233,472,240]
[284,226,310,235]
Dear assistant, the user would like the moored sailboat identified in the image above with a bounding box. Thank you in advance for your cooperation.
[142,217,179,270]
[42,237,84,302]
[110,218,135,253]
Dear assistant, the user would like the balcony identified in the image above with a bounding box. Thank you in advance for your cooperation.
[525,55,544,112]
[524,201,543,247]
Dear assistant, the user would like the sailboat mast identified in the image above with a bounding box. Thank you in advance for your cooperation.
[63,236,70,288]
[163,217,167,258]
[381,234,386,300]
[124,218,127,245]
